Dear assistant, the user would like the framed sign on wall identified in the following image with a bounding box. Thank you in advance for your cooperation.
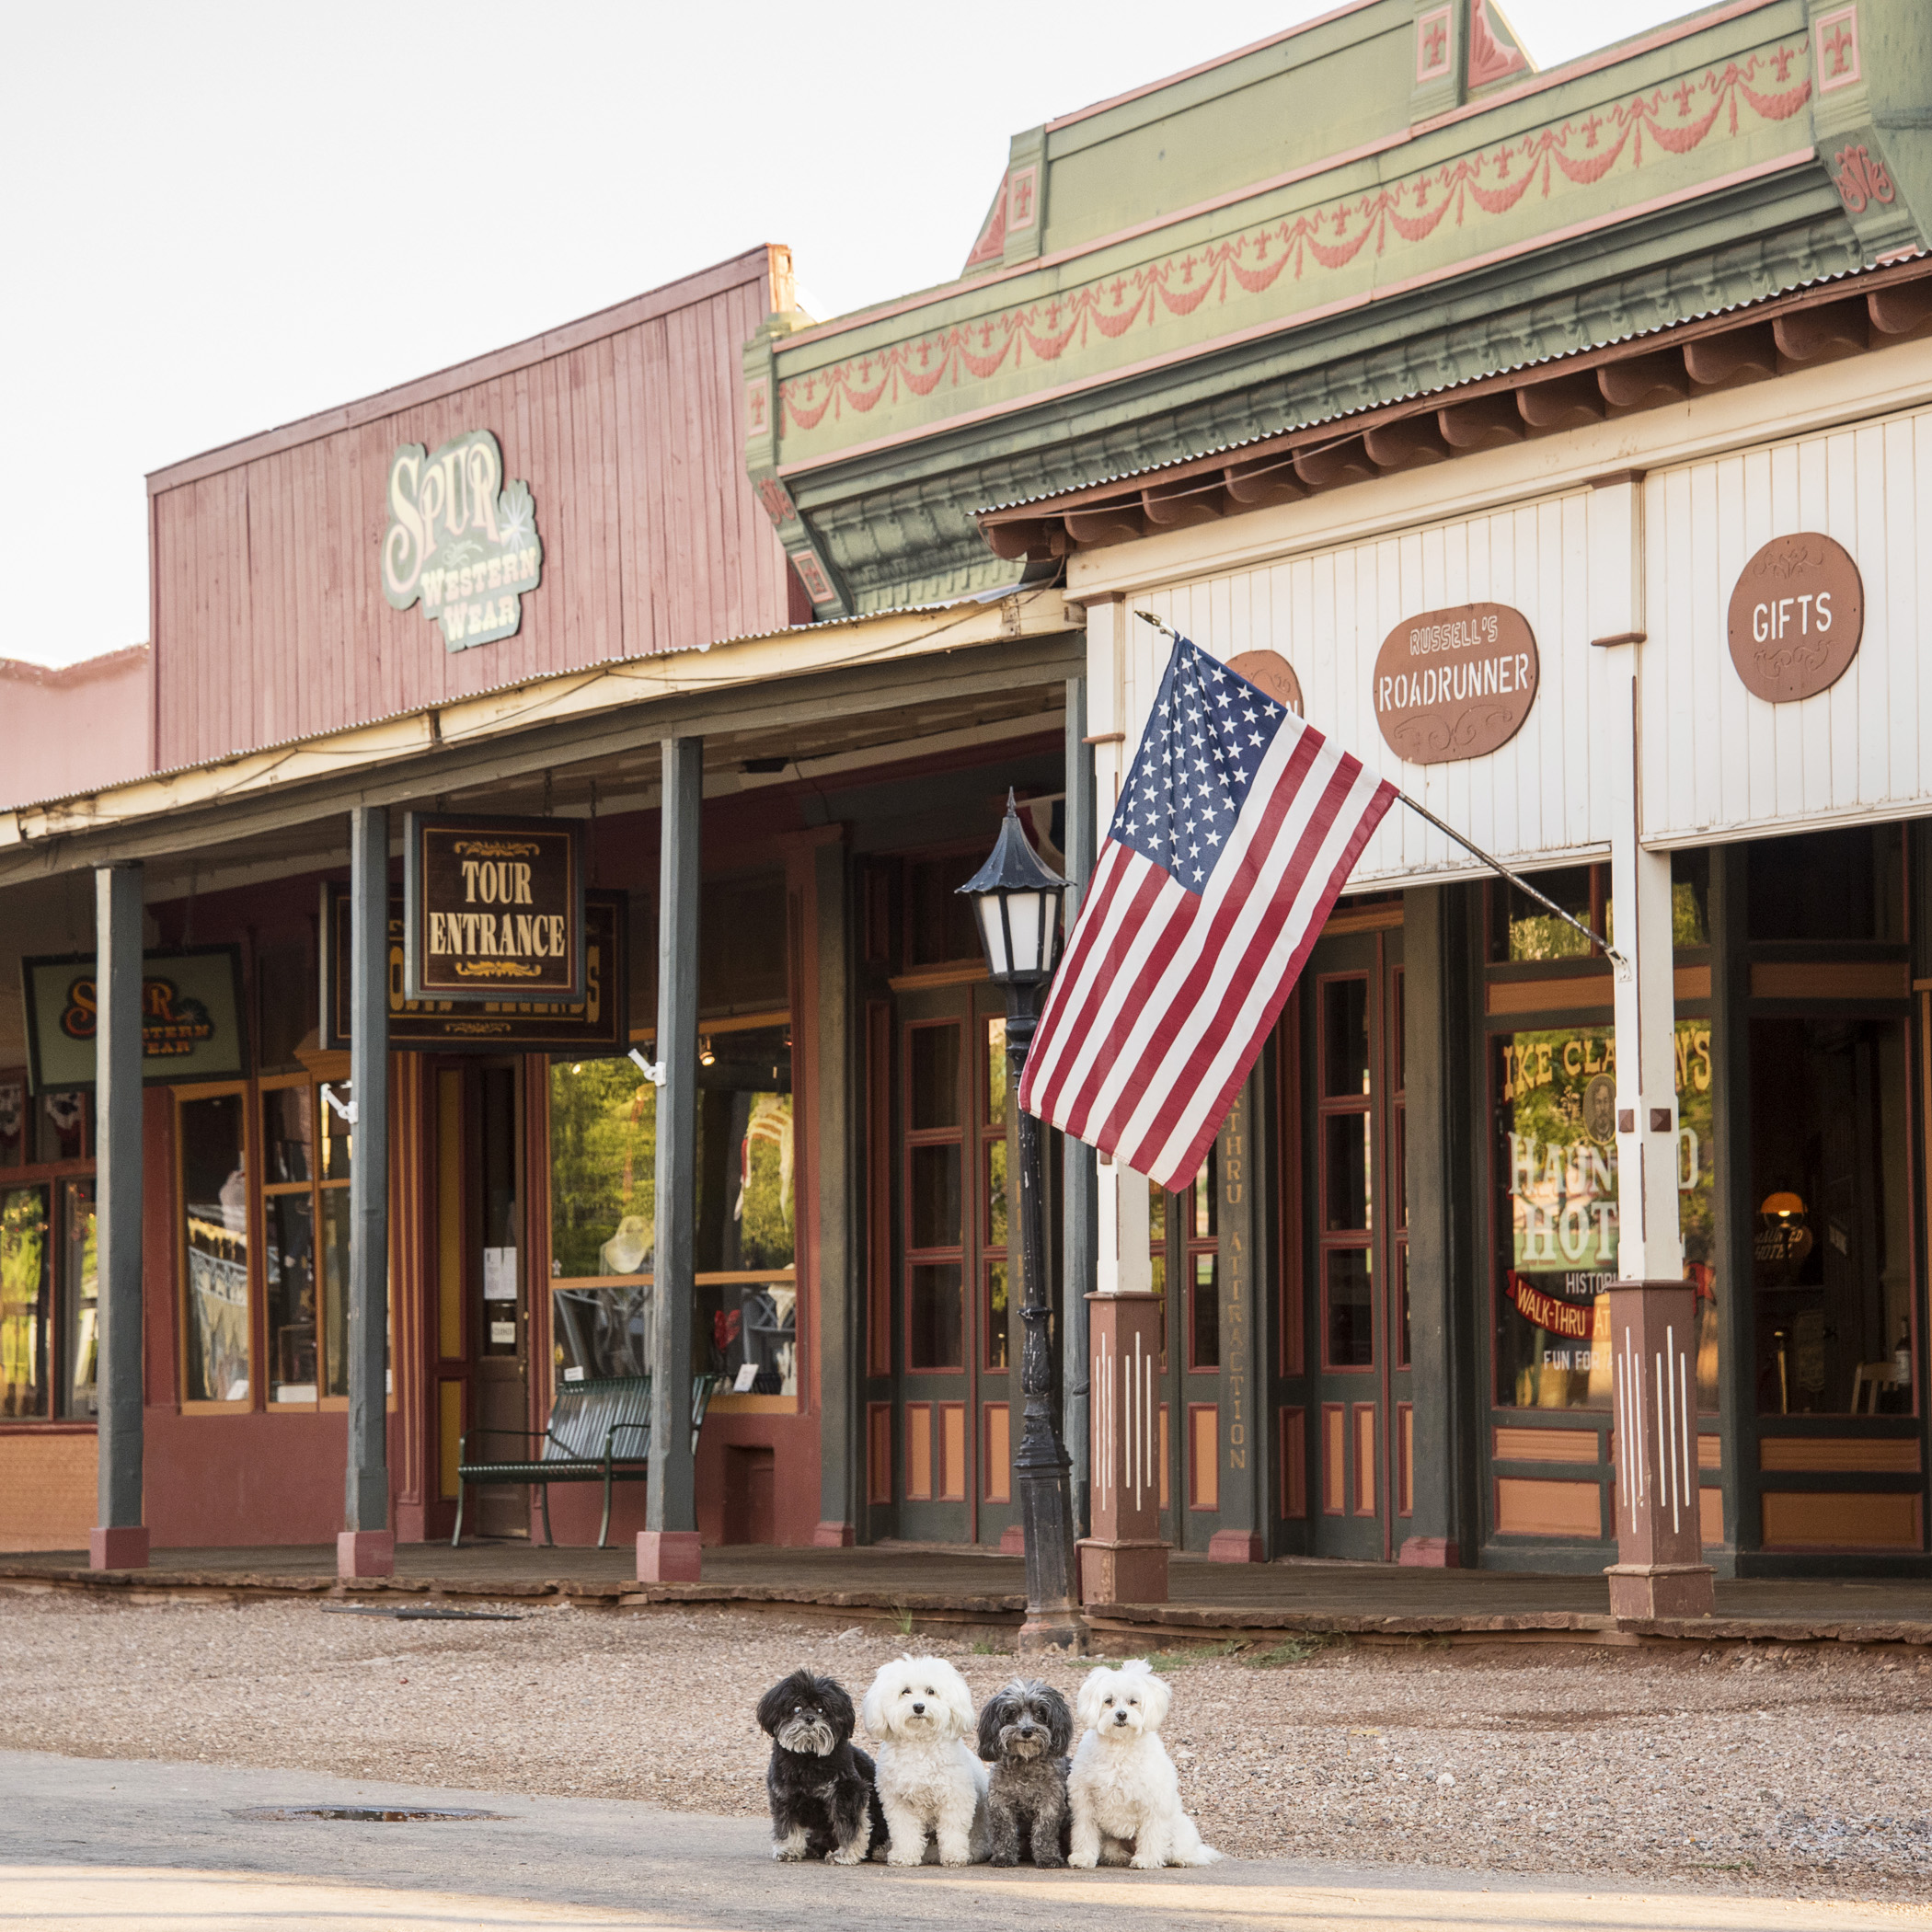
[402,812,586,1004]
[324,887,627,1054]
[19,947,249,1093]
[1372,602,1539,765]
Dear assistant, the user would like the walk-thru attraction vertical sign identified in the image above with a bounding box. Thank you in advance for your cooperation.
[380,429,544,650]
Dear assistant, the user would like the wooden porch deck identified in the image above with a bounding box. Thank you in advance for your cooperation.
[4,1542,1930,1647]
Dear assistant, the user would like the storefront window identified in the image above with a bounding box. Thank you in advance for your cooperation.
[260,1081,351,1406]
[1748,824,1903,943]
[983,1018,1008,1371]
[1750,1018,1911,1415]
[1186,1149,1219,1371]
[179,1091,250,1405]
[60,1180,97,1419]
[547,1022,796,1397]
[1494,1020,1718,1411]
[1,1185,49,1418]
[0,1080,24,1169]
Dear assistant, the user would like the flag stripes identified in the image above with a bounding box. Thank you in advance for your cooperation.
[1018,634,1395,1190]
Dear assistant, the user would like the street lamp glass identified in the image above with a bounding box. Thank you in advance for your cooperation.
[959,791,1069,985]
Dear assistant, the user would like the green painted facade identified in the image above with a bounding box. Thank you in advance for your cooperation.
[747,0,1932,617]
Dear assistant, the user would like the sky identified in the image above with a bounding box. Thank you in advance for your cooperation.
[5,1,1698,670]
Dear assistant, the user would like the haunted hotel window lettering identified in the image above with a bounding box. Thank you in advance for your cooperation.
[1494,1022,1719,1412]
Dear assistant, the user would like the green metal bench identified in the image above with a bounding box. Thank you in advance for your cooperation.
[452,1372,726,1549]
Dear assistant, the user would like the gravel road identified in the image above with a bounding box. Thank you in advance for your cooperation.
[2,1586,1928,1903]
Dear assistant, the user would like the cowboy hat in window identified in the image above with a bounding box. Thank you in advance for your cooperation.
[600,1214,653,1276]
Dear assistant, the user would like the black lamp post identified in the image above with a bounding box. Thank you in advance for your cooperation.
[959,791,1084,1652]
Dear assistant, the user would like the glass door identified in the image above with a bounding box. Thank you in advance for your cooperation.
[470,1062,527,1537]
[1303,927,1407,1558]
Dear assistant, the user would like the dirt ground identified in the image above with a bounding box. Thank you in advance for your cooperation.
[3,1586,1928,1902]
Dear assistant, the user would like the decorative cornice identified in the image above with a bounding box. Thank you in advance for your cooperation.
[774,41,1814,463]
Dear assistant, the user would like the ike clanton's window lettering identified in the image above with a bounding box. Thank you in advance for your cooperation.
[1496,1021,1718,1411]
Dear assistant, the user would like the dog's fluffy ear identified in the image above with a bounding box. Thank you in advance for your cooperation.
[1075,1664,1112,1733]
[859,1661,895,1741]
[816,1673,857,1742]
[755,1667,810,1739]
[1121,1659,1171,1731]
[1040,1681,1075,1756]
[932,1658,976,1740]
[976,1681,1018,1760]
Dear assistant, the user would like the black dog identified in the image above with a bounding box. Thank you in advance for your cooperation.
[977,1676,1073,1867]
[756,1669,886,1864]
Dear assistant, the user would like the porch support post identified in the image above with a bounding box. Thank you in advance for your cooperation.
[1208,1079,1265,1562]
[640,736,703,1581]
[811,833,860,1548]
[1398,881,1466,1566]
[1593,473,1713,1620]
[89,861,148,1572]
[1061,673,1097,1539]
[339,804,394,1579]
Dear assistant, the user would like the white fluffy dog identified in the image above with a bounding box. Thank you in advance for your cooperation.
[860,1655,989,1867]
[1068,1659,1223,1869]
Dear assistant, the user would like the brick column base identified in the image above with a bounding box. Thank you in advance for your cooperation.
[337,1530,396,1579]
[88,1525,149,1571]
[638,1530,702,1581]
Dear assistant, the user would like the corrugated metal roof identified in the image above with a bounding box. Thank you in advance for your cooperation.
[6,586,1031,820]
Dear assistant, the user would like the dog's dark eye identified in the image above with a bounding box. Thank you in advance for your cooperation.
[1101,1695,1113,1706]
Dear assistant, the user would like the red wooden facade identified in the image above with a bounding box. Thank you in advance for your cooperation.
[147,247,798,771]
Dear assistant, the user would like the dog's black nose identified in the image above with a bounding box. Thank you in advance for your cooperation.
[911,1701,926,1714]
[1113,1709,1130,1723]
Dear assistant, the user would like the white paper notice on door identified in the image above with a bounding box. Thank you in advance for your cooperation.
[483,1248,518,1301]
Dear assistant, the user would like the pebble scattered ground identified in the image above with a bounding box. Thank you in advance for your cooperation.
[2,1586,1928,1902]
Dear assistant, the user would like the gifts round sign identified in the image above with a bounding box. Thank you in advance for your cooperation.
[1372,602,1538,765]
[1726,532,1864,704]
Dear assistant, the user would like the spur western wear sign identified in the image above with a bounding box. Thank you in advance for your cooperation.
[1372,602,1538,765]
[381,429,544,651]
[19,947,247,1092]
[403,813,586,1003]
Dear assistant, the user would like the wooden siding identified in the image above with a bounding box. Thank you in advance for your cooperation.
[1147,491,1611,886]
[1642,404,1932,846]
[150,250,794,770]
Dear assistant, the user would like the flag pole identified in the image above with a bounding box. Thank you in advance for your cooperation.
[1131,611,1629,976]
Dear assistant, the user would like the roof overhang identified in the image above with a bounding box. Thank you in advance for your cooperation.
[0,590,1081,887]
[977,254,1932,558]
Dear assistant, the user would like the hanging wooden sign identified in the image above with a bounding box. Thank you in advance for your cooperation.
[1726,532,1864,703]
[19,947,248,1092]
[403,812,585,1003]
[1372,603,1538,764]
[323,887,627,1053]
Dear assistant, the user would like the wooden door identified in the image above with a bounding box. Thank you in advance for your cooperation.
[1304,930,1409,1558]
[469,1063,529,1538]
[889,984,1013,1542]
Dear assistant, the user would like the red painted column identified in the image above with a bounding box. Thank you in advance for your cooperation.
[1606,1280,1714,1619]
[1077,1292,1168,1604]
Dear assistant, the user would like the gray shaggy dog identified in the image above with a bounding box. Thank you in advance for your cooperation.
[975,1676,1073,1867]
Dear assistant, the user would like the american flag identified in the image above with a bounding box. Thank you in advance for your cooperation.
[1018,632,1397,1190]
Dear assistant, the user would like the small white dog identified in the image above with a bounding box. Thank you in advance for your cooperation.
[860,1654,989,1867]
[1067,1659,1223,1869]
